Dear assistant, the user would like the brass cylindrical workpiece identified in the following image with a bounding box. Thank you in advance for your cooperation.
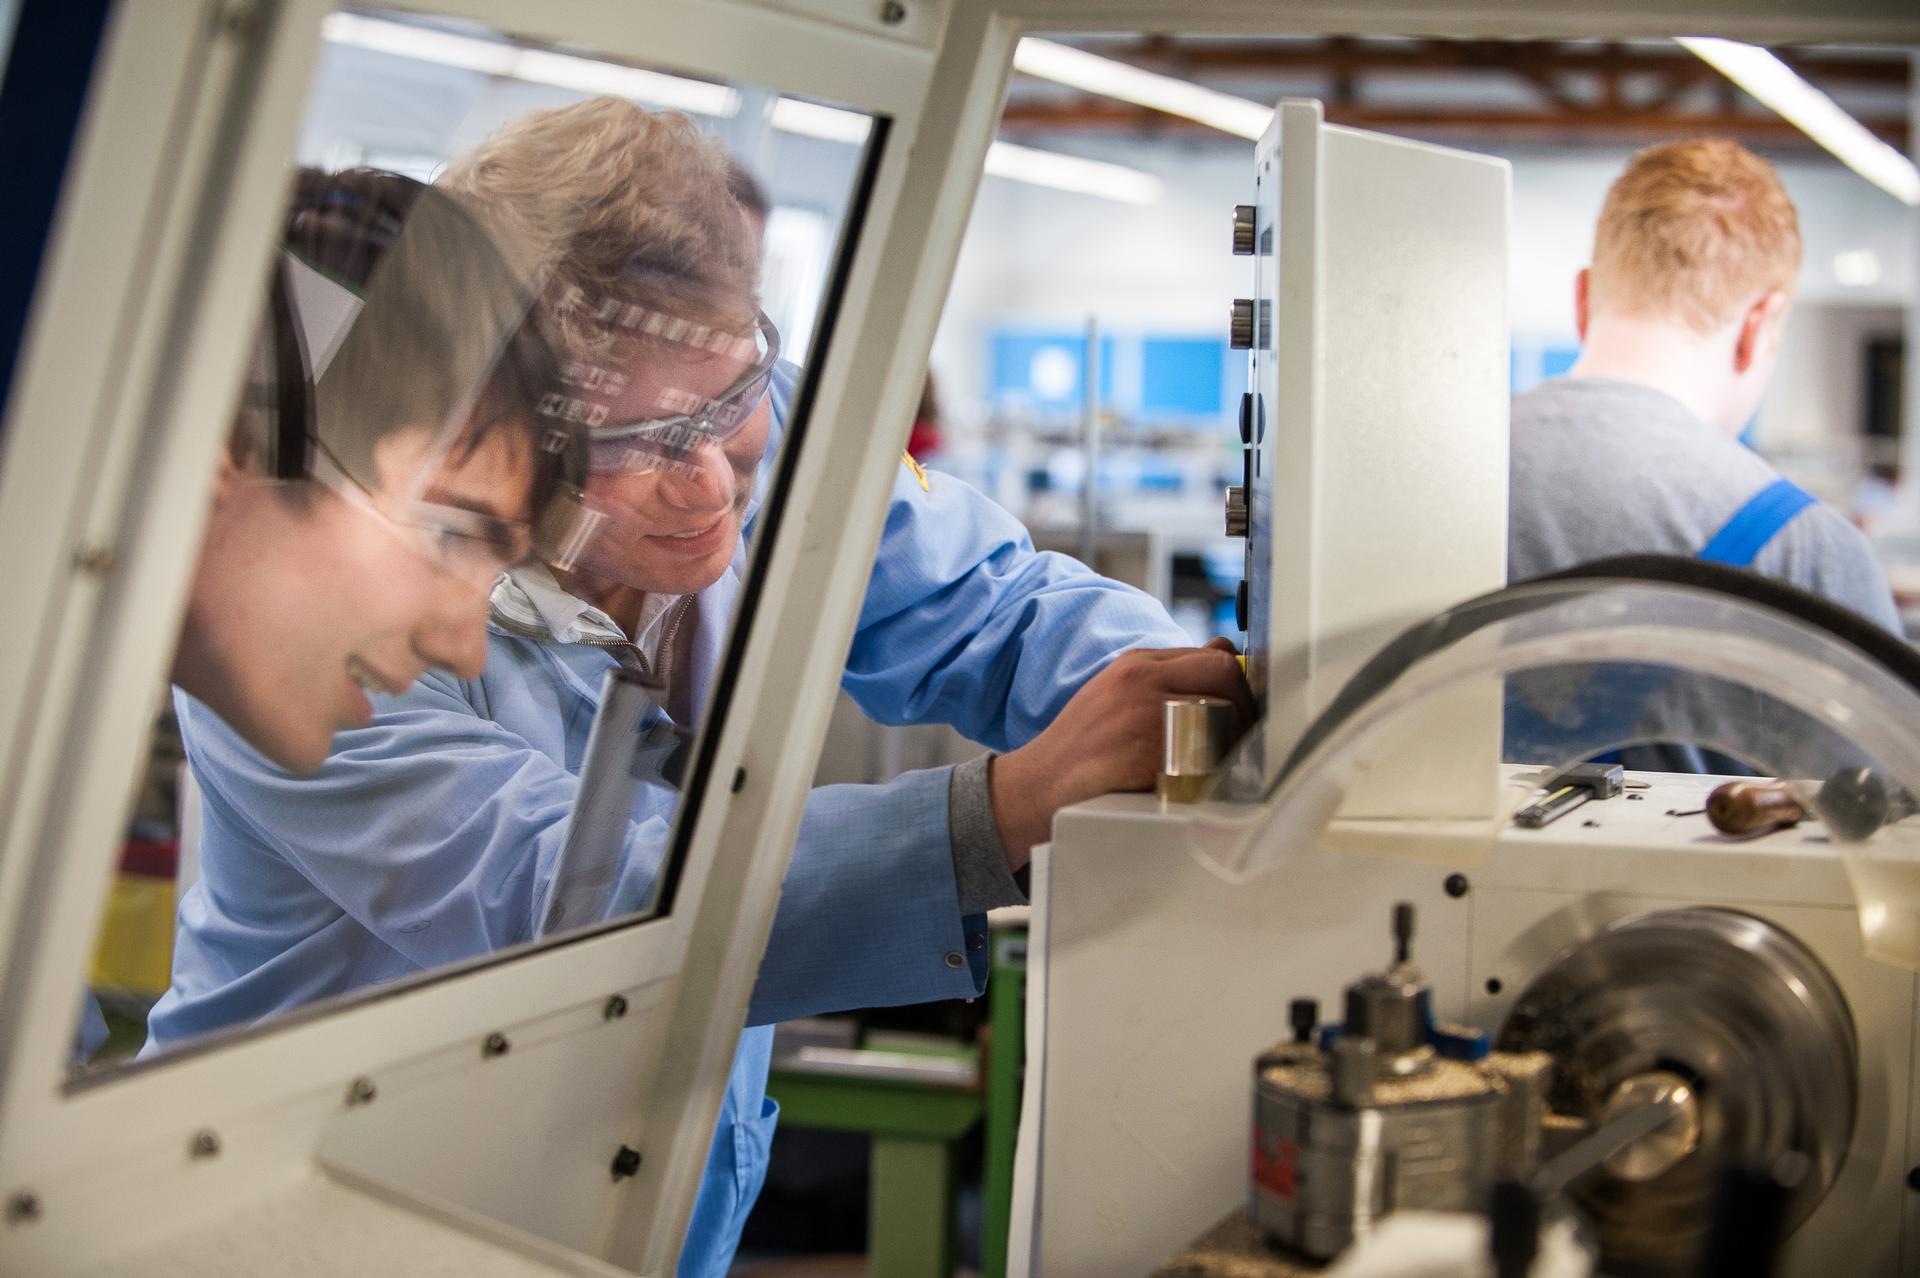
[1158,696,1235,803]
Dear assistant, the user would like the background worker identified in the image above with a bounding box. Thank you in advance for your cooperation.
[152,96,1247,1276]
[1509,137,1898,624]
[1506,137,1902,771]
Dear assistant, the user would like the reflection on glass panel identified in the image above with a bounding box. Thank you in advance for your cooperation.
[77,7,875,1070]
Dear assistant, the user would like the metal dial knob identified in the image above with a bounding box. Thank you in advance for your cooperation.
[1229,299,1255,349]
[1231,203,1256,255]
[1224,484,1248,537]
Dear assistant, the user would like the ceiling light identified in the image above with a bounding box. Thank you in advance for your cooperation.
[321,16,1158,206]
[1013,37,1273,140]
[321,13,740,119]
[768,98,872,145]
[1677,37,1919,207]
[983,140,1164,204]
[1833,249,1882,287]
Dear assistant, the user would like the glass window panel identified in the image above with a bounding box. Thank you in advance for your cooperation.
[76,6,878,1071]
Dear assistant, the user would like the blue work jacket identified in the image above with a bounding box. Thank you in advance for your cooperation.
[151,365,1189,1274]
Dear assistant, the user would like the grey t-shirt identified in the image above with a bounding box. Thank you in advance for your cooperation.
[1509,376,1899,631]
[1507,376,1902,774]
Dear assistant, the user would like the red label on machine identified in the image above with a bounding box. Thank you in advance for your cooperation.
[1251,1129,1297,1200]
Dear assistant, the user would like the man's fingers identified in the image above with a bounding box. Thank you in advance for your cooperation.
[1151,647,1256,726]
[1122,645,1202,663]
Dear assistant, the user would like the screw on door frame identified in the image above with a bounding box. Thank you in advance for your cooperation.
[483,1031,511,1058]
[611,1145,643,1181]
[346,1076,378,1106]
[604,995,629,1021]
[6,1191,39,1225]
[190,1130,221,1159]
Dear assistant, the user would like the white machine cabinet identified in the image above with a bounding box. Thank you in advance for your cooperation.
[2,2,1919,1276]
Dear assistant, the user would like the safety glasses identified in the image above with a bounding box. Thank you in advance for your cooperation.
[310,439,535,589]
[587,308,780,474]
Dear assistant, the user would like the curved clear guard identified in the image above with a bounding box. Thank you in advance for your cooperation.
[1185,578,1920,970]
[76,7,877,1070]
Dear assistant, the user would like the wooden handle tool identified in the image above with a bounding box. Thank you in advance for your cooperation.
[1706,780,1807,835]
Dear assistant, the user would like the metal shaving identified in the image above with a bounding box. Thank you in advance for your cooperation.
[1258,1054,1508,1106]
[1153,1211,1329,1277]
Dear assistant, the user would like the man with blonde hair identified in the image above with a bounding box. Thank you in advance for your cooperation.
[161,96,1247,1274]
[1511,137,1895,612]
[1507,137,1899,769]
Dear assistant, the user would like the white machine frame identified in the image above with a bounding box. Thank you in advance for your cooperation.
[0,0,1915,1273]
[1024,774,1920,1275]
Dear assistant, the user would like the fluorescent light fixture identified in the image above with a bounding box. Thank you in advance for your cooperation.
[321,15,1159,205]
[768,98,1158,204]
[1013,37,1274,140]
[984,139,1164,204]
[321,12,740,118]
[769,98,873,145]
[1677,37,1919,207]
[1833,249,1882,287]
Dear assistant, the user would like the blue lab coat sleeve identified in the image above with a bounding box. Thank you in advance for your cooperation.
[160,671,982,1044]
[843,463,1195,752]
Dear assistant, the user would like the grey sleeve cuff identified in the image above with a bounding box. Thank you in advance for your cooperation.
[948,752,1027,913]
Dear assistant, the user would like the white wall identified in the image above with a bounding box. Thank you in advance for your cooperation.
[1765,303,1905,495]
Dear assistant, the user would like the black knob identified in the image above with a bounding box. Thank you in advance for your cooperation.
[1237,391,1254,445]
[1693,1156,1803,1277]
[1231,204,1256,255]
[1289,998,1318,1045]
[1489,1180,1541,1278]
[1234,580,1249,632]
[1393,902,1415,965]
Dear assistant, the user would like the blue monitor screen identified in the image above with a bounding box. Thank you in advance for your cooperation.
[990,332,1117,413]
[1142,337,1230,417]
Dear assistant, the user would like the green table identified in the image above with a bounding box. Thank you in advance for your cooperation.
[767,1055,983,1278]
[981,926,1027,1278]
[764,921,1028,1278]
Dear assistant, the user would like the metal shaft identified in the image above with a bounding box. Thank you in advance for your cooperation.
[1530,1081,1690,1200]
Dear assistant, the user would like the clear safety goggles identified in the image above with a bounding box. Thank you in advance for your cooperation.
[306,436,535,590]
[582,308,780,475]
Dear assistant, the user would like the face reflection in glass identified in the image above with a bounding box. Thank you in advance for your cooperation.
[180,423,536,775]
[567,333,775,598]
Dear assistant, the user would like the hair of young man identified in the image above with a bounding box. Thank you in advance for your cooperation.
[437,95,762,369]
[287,169,564,514]
[1588,138,1802,336]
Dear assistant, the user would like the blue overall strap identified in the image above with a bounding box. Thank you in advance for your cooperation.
[1698,477,1818,569]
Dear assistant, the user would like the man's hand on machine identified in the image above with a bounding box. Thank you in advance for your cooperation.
[989,638,1254,870]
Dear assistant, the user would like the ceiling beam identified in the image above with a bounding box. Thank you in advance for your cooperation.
[997,97,1912,151]
[1076,38,1910,87]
